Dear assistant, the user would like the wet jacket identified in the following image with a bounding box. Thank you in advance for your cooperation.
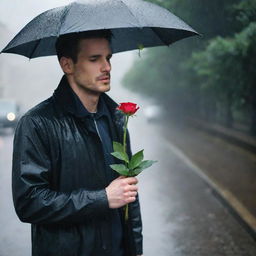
[12,76,143,256]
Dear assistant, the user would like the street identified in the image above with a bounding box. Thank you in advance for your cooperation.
[0,0,255,255]
[0,89,256,255]
[0,132,30,255]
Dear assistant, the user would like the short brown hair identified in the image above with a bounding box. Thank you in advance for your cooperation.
[55,29,112,63]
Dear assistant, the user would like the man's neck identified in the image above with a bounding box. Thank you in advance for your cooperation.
[67,77,100,113]
[76,90,99,113]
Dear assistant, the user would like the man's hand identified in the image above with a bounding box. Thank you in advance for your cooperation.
[106,176,138,208]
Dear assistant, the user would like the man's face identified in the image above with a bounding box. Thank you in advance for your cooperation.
[69,38,112,94]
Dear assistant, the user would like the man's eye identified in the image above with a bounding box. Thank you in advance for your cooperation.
[90,58,97,62]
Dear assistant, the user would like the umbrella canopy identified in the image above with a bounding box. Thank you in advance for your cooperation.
[1,0,198,58]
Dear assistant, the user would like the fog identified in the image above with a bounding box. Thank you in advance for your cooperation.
[0,0,74,32]
[0,0,136,112]
[1,1,256,256]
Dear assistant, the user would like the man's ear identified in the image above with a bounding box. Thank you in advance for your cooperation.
[59,57,74,74]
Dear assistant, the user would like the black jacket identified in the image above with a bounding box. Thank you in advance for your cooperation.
[12,77,143,256]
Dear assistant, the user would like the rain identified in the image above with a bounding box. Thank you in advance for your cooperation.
[0,1,256,255]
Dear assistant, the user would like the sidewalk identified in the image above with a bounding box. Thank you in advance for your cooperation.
[186,117,256,153]
[161,117,256,238]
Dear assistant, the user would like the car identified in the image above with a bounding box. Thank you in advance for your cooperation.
[143,104,163,122]
[0,99,20,130]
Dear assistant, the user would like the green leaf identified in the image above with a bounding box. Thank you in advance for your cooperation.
[111,151,129,163]
[126,171,136,177]
[129,160,157,176]
[110,164,129,176]
[113,141,124,153]
[137,160,157,171]
[128,150,144,170]
[131,168,143,177]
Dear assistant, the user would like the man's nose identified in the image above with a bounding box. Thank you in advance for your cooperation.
[101,60,111,72]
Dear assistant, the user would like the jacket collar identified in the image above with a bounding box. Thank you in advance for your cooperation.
[53,75,119,119]
[53,76,125,141]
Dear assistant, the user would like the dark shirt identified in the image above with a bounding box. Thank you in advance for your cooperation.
[70,87,124,256]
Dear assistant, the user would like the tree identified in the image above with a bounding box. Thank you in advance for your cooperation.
[124,0,256,134]
[190,36,244,127]
[123,0,239,118]
[190,0,256,133]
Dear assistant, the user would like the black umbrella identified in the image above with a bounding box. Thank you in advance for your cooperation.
[1,0,198,58]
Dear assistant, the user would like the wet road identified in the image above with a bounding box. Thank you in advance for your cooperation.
[1,94,256,255]
[126,94,256,256]
[0,131,30,255]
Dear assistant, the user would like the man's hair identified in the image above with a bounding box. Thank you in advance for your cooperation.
[55,29,112,63]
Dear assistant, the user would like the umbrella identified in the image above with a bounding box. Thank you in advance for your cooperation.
[1,0,198,58]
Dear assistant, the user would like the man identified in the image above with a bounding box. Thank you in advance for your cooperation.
[12,30,143,256]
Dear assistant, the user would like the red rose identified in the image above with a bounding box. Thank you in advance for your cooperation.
[117,102,140,115]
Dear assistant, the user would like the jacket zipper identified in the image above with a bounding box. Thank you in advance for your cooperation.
[93,117,102,142]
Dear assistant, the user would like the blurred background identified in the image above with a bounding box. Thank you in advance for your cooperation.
[125,0,256,135]
[0,0,256,255]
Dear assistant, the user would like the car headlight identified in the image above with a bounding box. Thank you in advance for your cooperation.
[7,112,16,121]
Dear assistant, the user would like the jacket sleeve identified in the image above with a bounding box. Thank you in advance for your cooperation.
[130,195,143,255]
[12,115,109,225]
[127,131,143,255]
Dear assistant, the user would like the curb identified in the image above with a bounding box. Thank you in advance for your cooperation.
[186,118,256,154]
[165,141,256,242]
[211,184,256,241]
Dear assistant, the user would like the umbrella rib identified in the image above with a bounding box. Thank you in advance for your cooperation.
[29,39,41,59]
[150,27,170,46]
[1,0,199,58]
[28,5,71,58]
[118,0,142,27]
[57,4,72,36]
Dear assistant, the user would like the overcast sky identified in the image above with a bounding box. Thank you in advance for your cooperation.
[0,0,73,32]
[0,0,137,110]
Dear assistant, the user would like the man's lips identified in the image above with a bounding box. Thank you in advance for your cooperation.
[97,75,110,82]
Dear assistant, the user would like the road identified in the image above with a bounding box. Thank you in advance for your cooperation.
[126,93,256,256]
[0,131,30,255]
[1,91,256,256]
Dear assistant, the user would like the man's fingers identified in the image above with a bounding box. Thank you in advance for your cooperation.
[116,176,138,185]
[125,177,138,185]
[117,175,126,179]
[129,184,138,191]
[124,184,138,193]
[107,176,139,208]
[124,191,137,197]
[125,196,136,203]
[128,184,138,192]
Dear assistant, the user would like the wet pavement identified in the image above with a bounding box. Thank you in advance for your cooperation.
[160,118,256,232]
[126,99,256,256]
[1,90,256,255]
[0,131,30,255]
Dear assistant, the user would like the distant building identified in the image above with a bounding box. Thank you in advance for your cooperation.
[0,22,11,98]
